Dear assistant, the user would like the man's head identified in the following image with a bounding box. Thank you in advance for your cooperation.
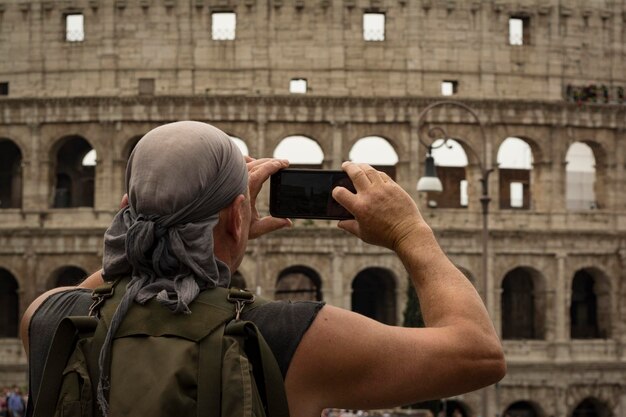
[124,120,250,273]
[103,120,249,289]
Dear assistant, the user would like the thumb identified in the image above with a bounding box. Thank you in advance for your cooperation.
[332,186,357,214]
[337,219,360,238]
[250,216,292,239]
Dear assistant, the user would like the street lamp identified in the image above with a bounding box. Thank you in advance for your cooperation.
[415,100,495,417]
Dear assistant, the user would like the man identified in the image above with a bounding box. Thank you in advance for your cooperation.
[21,121,505,417]
[7,387,24,417]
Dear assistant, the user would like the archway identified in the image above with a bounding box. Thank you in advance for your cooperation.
[50,266,88,289]
[571,397,612,417]
[352,267,396,325]
[273,136,324,169]
[428,139,469,208]
[349,136,399,179]
[504,401,541,417]
[230,136,249,156]
[501,267,545,340]
[570,269,610,339]
[497,137,534,209]
[275,266,322,302]
[565,142,597,210]
[0,268,19,337]
[53,136,96,208]
[0,139,23,208]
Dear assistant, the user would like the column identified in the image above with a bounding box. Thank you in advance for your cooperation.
[330,120,345,170]
[330,250,344,307]
[554,251,570,361]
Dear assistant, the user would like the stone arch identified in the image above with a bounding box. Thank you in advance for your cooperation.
[503,400,544,417]
[570,267,611,339]
[273,135,324,168]
[497,137,534,210]
[565,140,607,210]
[427,138,470,209]
[570,397,613,417]
[494,134,544,166]
[275,265,322,302]
[51,135,97,208]
[349,135,399,179]
[229,135,249,156]
[48,265,88,289]
[345,127,407,161]
[0,138,23,209]
[0,267,19,338]
[501,266,546,340]
[351,267,397,325]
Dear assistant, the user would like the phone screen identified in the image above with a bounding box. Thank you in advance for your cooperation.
[269,169,355,220]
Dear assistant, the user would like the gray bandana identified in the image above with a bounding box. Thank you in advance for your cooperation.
[97,121,248,415]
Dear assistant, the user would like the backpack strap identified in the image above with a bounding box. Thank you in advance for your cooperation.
[197,321,227,415]
[225,321,290,417]
[32,316,98,417]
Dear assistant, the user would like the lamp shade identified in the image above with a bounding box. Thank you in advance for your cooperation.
[416,155,443,192]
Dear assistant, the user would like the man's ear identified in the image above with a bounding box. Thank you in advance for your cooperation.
[225,194,246,243]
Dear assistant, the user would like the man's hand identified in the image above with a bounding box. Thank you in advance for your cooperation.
[246,156,292,239]
[332,162,430,252]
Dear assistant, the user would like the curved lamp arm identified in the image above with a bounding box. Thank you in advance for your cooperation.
[415,100,490,174]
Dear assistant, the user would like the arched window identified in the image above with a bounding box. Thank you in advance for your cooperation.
[349,136,399,179]
[501,268,544,340]
[230,136,249,156]
[570,269,610,339]
[566,142,597,210]
[572,398,612,417]
[275,266,322,302]
[352,267,396,325]
[428,139,469,208]
[50,266,88,289]
[125,135,143,161]
[497,137,533,209]
[0,268,19,337]
[230,271,247,289]
[273,136,324,169]
[0,139,23,209]
[53,136,96,208]
[504,401,541,417]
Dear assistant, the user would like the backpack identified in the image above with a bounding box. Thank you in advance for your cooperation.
[32,278,290,417]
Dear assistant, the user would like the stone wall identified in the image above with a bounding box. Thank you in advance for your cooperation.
[1,1,626,416]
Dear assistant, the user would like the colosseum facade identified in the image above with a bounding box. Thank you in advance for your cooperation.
[1,0,625,416]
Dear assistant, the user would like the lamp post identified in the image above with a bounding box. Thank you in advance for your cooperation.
[415,100,495,417]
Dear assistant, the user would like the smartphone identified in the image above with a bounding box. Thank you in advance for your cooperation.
[269,169,355,220]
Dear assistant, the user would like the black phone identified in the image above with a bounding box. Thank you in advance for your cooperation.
[269,169,355,220]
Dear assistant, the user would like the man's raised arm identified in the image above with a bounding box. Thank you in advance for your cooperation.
[283,162,506,417]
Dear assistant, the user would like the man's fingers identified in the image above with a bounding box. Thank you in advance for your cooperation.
[248,159,289,195]
[359,163,384,184]
[342,161,373,190]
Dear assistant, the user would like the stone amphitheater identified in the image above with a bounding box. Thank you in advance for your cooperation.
[0,0,625,416]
